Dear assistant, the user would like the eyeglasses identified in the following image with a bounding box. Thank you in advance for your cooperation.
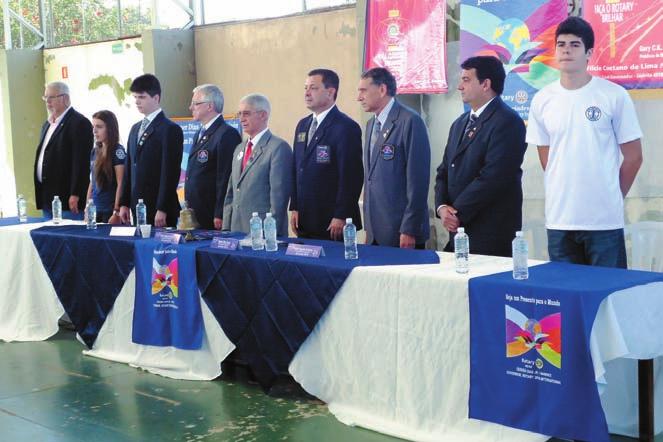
[236,110,262,118]
[42,94,65,102]
[190,101,210,107]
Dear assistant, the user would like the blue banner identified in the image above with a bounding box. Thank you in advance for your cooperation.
[132,241,203,350]
[469,262,663,441]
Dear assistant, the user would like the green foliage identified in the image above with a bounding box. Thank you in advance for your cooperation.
[0,0,151,49]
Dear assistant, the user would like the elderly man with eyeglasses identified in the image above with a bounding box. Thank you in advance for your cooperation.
[184,84,241,230]
[34,81,93,219]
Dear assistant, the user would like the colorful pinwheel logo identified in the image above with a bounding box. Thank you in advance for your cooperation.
[151,257,179,299]
[506,305,561,368]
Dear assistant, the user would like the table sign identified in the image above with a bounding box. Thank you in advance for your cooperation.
[109,226,137,237]
[211,237,239,250]
[155,231,182,244]
[285,243,325,258]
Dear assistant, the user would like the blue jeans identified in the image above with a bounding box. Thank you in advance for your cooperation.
[42,208,84,221]
[547,229,627,269]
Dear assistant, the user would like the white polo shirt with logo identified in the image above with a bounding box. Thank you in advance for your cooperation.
[526,76,642,231]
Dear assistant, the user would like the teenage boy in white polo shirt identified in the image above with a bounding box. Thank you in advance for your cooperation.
[526,16,643,268]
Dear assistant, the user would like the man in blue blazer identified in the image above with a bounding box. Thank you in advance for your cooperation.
[358,67,431,248]
[119,74,183,227]
[435,56,526,257]
[185,84,241,230]
[290,69,363,240]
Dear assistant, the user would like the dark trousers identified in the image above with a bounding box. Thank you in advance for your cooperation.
[547,229,627,269]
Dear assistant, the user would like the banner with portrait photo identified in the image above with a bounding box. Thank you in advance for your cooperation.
[584,0,663,89]
[364,0,448,94]
[460,0,567,119]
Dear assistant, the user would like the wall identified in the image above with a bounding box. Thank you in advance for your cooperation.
[194,6,360,140]
[0,50,45,216]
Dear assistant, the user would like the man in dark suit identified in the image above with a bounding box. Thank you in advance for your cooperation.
[34,81,93,218]
[358,67,431,249]
[185,84,241,230]
[290,69,363,240]
[435,56,526,257]
[119,74,183,228]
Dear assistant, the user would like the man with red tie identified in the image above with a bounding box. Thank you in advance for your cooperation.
[222,94,293,236]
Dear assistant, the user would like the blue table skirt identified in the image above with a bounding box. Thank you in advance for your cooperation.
[0,216,46,226]
[27,225,439,389]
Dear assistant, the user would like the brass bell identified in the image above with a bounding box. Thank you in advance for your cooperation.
[177,201,200,240]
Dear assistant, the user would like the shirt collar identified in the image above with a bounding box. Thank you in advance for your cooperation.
[203,113,221,131]
[50,106,72,125]
[471,97,496,119]
[375,97,395,127]
[248,127,269,147]
[311,104,335,127]
[143,108,162,123]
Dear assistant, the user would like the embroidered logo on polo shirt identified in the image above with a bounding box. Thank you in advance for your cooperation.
[585,106,602,121]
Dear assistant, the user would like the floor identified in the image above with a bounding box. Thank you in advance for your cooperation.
[0,329,654,441]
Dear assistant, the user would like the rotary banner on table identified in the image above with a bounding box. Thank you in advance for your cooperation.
[364,0,448,94]
[460,0,567,120]
[132,242,203,350]
[584,0,663,89]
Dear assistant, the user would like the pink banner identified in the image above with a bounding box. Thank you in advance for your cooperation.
[364,0,448,94]
[585,0,663,89]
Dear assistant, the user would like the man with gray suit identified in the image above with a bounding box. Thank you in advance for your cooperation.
[223,94,293,236]
[357,67,431,248]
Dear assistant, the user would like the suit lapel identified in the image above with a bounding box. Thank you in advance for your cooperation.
[190,116,223,158]
[137,111,165,148]
[238,130,270,184]
[368,102,399,177]
[44,109,74,150]
[453,98,500,161]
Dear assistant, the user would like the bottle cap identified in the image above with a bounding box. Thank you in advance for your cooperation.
[346,218,352,224]
[88,199,94,204]
[457,227,465,233]
[138,198,144,203]
[54,195,60,200]
[252,212,258,217]
[266,212,272,217]
[17,194,23,198]
[516,231,523,237]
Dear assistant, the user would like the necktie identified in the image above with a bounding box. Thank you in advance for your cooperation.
[137,117,150,140]
[196,127,206,145]
[307,117,318,147]
[241,141,253,171]
[369,118,382,163]
[464,113,477,138]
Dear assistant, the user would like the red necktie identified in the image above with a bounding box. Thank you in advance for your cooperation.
[241,141,253,171]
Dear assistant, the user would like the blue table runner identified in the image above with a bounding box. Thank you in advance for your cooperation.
[197,239,440,388]
[469,262,663,441]
[29,225,136,347]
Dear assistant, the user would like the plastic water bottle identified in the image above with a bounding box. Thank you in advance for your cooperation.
[454,227,469,274]
[17,194,27,222]
[264,212,278,252]
[512,231,529,280]
[343,218,358,260]
[136,198,147,226]
[52,195,62,224]
[249,212,264,250]
[85,199,97,230]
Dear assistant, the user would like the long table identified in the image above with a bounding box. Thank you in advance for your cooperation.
[1,219,662,441]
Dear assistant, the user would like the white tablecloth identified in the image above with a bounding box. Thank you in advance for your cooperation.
[2,223,662,440]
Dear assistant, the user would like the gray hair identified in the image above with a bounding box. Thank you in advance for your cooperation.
[240,93,271,116]
[46,81,70,96]
[193,84,224,113]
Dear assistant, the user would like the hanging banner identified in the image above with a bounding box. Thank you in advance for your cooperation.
[584,0,663,89]
[460,0,567,119]
[364,0,448,94]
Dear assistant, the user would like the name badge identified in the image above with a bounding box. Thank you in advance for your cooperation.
[236,150,244,161]
[297,132,307,143]
[109,226,137,237]
[285,243,325,258]
[197,149,209,163]
[155,232,182,244]
[381,144,395,160]
[316,145,330,163]
[211,237,239,250]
